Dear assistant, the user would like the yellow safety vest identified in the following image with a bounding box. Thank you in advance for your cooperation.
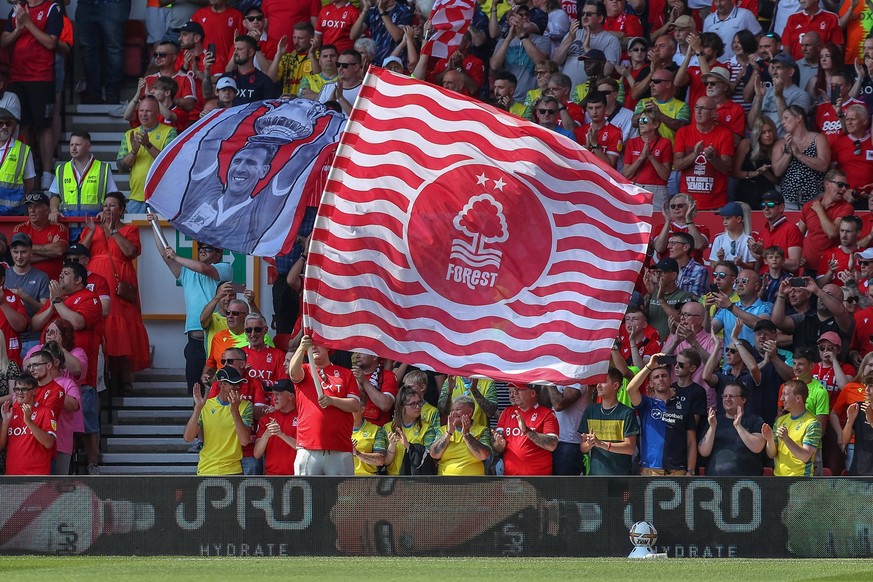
[56,159,111,215]
[125,125,174,203]
[0,140,29,211]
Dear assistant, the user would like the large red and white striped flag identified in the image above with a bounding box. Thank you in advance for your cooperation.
[421,0,475,59]
[304,69,652,385]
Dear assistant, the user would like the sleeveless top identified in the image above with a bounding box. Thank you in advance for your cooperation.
[780,138,826,206]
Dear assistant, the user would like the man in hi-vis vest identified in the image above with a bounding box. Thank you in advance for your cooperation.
[116,97,177,214]
[49,132,117,240]
[0,107,34,216]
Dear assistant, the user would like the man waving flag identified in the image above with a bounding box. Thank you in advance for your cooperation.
[305,68,653,385]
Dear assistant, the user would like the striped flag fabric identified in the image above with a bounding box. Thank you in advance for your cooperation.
[304,68,653,385]
[421,0,476,59]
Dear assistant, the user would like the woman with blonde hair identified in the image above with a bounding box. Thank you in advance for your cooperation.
[734,116,779,208]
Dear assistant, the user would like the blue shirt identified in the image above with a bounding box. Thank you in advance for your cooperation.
[714,298,774,366]
[178,262,234,334]
[677,258,710,298]
[635,394,695,470]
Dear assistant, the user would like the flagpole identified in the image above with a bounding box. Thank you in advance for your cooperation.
[145,205,170,249]
[299,238,325,403]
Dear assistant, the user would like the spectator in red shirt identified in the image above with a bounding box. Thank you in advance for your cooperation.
[192,0,244,68]
[603,0,643,48]
[315,0,359,53]
[783,0,844,62]
[493,383,559,475]
[262,0,321,43]
[676,32,727,111]
[798,169,855,275]
[0,373,55,475]
[351,351,398,426]
[748,190,804,273]
[575,92,623,168]
[704,66,745,140]
[242,314,287,388]
[673,95,736,210]
[831,104,873,193]
[13,193,69,281]
[622,111,673,209]
[253,379,297,475]
[288,335,360,475]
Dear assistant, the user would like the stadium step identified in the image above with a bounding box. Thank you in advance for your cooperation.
[97,368,199,475]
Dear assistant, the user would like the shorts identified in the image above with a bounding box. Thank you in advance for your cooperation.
[81,385,100,434]
[7,82,54,129]
[294,448,353,476]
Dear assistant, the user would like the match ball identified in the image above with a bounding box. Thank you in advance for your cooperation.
[628,521,658,548]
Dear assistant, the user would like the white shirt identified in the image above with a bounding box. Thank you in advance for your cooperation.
[554,384,589,444]
[703,6,762,61]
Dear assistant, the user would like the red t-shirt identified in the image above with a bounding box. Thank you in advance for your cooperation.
[496,404,560,476]
[173,52,227,111]
[12,221,69,281]
[361,368,399,427]
[762,216,804,260]
[812,362,856,406]
[817,245,855,285]
[674,123,736,209]
[35,288,103,387]
[243,346,288,388]
[618,324,662,363]
[256,408,298,475]
[5,403,56,475]
[716,100,746,138]
[36,379,65,418]
[141,71,197,102]
[800,199,854,270]
[4,1,63,83]
[851,306,873,356]
[783,10,845,61]
[832,133,873,190]
[316,2,360,52]
[294,364,359,452]
[623,135,673,185]
[684,62,727,111]
[0,288,26,365]
[604,13,643,39]
[262,0,322,42]
[192,6,245,65]
[86,270,112,301]
[574,123,624,158]
[429,54,486,97]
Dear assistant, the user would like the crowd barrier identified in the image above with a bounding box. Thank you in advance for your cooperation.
[2,476,871,558]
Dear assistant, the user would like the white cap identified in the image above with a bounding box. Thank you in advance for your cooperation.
[216,76,238,91]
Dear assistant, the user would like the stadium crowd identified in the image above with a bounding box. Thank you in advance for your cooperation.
[3,0,873,478]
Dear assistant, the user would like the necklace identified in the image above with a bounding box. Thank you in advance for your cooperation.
[602,402,619,416]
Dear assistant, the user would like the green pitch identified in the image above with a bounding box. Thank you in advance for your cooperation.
[0,557,872,581]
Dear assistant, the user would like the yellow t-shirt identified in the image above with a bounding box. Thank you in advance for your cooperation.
[633,97,690,142]
[436,424,491,476]
[352,420,385,476]
[383,419,438,476]
[773,410,821,477]
[441,378,496,429]
[197,397,253,475]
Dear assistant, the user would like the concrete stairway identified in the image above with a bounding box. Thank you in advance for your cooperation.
[100,368,198,475]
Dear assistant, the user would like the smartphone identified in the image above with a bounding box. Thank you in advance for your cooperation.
[789,277,805,287]
[230,282,246,293]
[658,355,678,366]
[831,85,840,105]
[207,43,216,57]
[710,283,719,294]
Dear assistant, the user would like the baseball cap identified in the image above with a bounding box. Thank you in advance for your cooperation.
[652,257,679,272]
[753,320,777,333]
[216,367,246,384]
[702,66,731,84]
[817,331,842,347]
[66,243,90,257]
[761,190,784,204]
[580,49,606,61]
[717,202,744,217]
[382,56,403,68]
[9,232,32,248]
[270,379,295,393]
[0,107,17,121]
[627,37,648,50]
[856,248,873,261]
[216,76,238,91]
[771,53,797,70]
[673,15,694,29]
[24,192,50,206]
[175,21,205,37]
